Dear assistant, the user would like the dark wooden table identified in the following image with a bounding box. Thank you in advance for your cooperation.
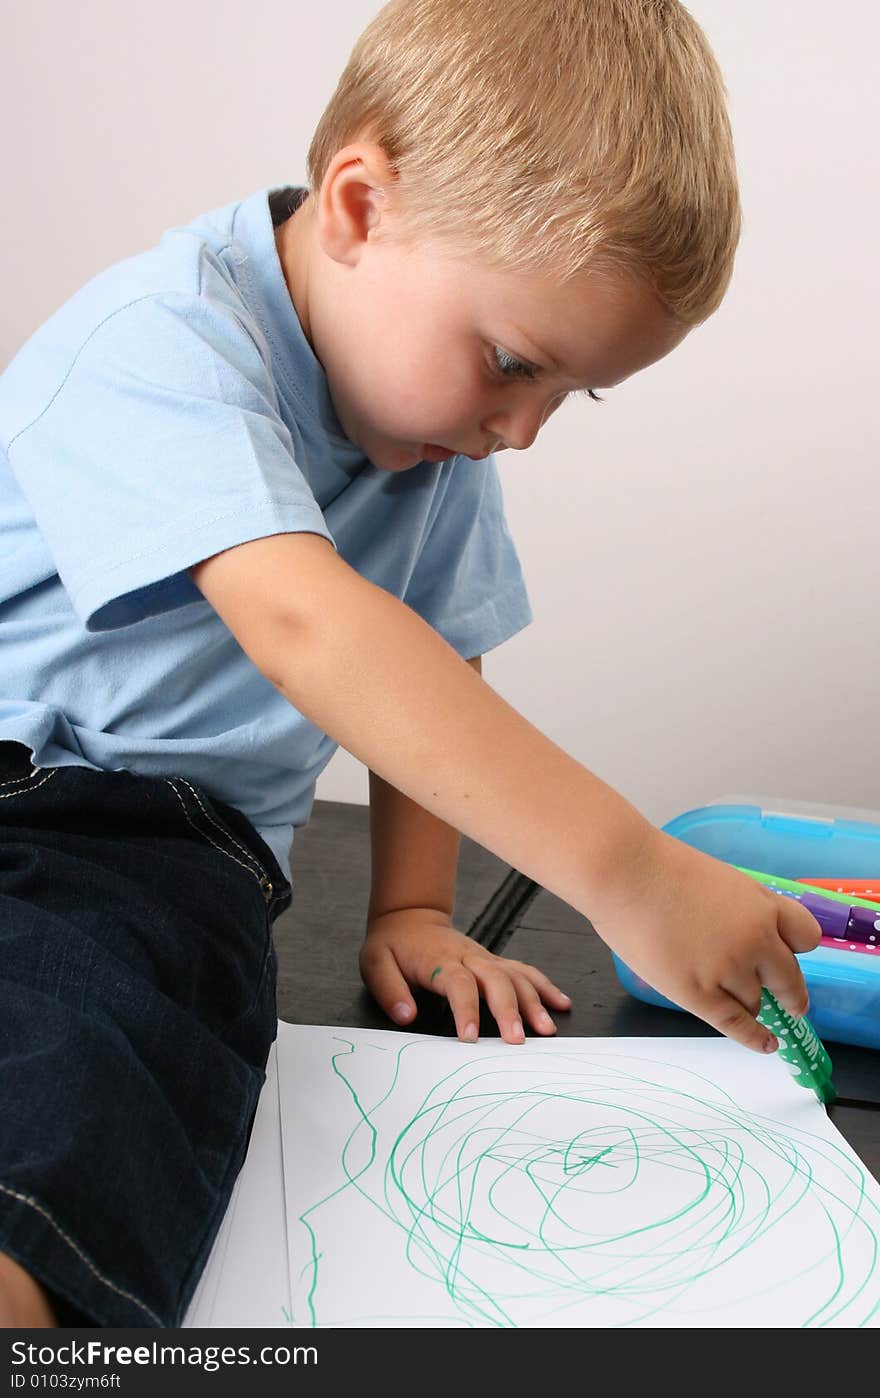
[274,800,880,1176]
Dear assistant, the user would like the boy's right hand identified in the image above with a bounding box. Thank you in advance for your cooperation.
[589,829,822,1054]
[190,534,819,1056]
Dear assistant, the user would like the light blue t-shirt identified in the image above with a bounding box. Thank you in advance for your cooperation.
[0,186,531,877]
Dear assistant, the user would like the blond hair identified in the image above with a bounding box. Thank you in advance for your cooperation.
[307,0,740,323]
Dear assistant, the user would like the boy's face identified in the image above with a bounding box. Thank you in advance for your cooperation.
[281,164,689,473]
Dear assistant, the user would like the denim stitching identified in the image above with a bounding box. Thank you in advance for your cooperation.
[0,1181,163,1326]
[0,771,56,798]
[164,780,265,885]
[173,780,263,874]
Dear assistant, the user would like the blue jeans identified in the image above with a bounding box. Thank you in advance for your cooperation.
[0,742,291,1325]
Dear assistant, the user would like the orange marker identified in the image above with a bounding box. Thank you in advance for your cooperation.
[796,878,880,906]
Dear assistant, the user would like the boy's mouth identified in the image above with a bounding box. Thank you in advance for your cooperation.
[417,442,504,463]
[419,443,457,462]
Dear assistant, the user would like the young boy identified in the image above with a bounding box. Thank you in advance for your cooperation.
[0,0,819,1327]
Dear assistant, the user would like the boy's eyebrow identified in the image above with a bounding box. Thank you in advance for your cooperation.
[506,325,560,373]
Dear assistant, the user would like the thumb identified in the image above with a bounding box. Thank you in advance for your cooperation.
[775,895,822,954]
[359,940,418,1027]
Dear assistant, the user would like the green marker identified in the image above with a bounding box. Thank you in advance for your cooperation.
[757,988,836,1105]
[735,864,880,913]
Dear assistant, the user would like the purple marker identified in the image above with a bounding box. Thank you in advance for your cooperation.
[736,866,880,946]
[799,893,879,946]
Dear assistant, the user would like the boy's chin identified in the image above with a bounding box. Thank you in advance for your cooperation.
[369,441,444,473]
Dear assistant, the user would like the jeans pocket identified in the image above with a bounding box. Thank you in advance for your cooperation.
[0,771,58,816]
[0,752,59,808]
[162,776,277,905]
[162,776,281,1033]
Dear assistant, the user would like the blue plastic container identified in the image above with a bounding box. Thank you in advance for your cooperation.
[611,797,880,1050]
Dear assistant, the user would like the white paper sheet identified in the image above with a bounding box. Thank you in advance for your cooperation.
[275,1025,880,1328]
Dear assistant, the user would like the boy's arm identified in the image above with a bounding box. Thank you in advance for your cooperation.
[364,657,570,1042]
[190,532,820,1054]
[366,658,485,924]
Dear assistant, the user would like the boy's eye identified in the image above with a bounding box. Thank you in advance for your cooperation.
[492,346,602,401]
[493,346,537,380]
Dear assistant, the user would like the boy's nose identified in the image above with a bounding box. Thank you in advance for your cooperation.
[484,409,542,453]
[484,394,565,452]
[499,419,542,452]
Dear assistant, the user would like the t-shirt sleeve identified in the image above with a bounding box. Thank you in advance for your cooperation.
[3,292,334,631]
[402,454,532,657]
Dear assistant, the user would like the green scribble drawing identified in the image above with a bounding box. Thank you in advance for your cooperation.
[290,1039,880,1329]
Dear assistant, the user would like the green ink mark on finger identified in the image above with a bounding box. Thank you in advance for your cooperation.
[430,965,443,983]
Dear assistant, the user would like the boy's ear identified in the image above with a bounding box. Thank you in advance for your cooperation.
[316,141,396,266]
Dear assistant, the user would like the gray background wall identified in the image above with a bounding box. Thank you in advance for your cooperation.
[5,2,878,824]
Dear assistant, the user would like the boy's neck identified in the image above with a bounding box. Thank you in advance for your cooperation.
[274,194,314,345]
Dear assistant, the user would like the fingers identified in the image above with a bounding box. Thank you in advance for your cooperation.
[479,970,526,1044]
[432,956,571,1046]
[508,973,558,1039]
[749,903,814,1018]
[698,987,779,1055]
[509,964,572,1013]
[432,961,525,1044]
[756,948,811,1019]
[699,897,817,1049]
[358,941,418,1028]
[465,957,570,1044]
[432,964,482,1043]
[775,896,822,955]
[699,934,810,1051]
[362,919,571,1046]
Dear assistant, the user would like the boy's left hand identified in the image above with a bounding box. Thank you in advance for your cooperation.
[359,908,571,1045]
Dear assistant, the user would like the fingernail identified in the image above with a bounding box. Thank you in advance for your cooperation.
[463,1022,478,1042]
[538,1010,554,1030]
[763,1035,778,1053]
[511,1019,525,1043]
[392,1002,414,1023]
